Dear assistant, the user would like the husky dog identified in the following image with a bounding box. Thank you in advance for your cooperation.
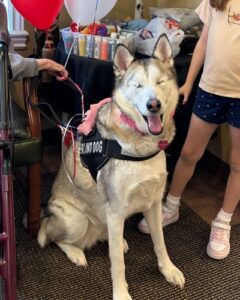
[38,35,185,300]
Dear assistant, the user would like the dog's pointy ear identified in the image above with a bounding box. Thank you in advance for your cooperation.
[152,34,173,63]
[114,44,135,73]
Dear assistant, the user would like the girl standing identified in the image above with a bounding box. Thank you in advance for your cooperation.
[138,0,240,260]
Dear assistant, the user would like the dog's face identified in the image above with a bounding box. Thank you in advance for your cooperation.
[113,35,179,136]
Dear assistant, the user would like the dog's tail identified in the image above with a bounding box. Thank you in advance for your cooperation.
[37,217,49,248]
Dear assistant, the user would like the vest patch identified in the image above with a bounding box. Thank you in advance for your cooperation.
[80,140,103,155]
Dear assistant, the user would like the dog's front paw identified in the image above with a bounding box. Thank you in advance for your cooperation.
[160,264,185,289]
[62,245,88,267]
[68,249,88,267]
[113,291,132,300]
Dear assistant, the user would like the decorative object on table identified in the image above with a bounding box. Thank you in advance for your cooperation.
[11,0,64,30]
[134,0,144,19]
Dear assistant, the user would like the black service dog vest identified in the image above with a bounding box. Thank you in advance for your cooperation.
[80,127,160,181]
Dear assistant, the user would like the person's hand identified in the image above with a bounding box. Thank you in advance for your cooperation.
[36,59,68,81]
[179,83,193,104]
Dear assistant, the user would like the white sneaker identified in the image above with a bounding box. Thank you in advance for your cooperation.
[206,222,231,260]
[138,207,179,234]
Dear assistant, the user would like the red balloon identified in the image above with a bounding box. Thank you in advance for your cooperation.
[11,0,64,30]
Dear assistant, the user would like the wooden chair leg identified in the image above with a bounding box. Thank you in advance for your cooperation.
[27,163,41,238]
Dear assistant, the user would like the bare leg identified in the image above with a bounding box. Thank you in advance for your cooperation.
[221,125,240,213]
[206,126,240,260]
[169,114,218,197]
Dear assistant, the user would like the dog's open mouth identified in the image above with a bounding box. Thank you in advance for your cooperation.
[144,114,163,135]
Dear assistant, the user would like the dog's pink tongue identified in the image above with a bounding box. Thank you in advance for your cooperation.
[147,115,162,134]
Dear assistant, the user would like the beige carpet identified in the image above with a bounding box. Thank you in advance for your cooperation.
[11,172,240,300]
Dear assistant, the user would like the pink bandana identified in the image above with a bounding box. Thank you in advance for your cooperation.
[77,98,112,135]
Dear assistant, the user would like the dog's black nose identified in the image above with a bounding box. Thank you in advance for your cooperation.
[147,99,161,112]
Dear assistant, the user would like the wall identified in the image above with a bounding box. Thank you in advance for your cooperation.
[157,0,201,8]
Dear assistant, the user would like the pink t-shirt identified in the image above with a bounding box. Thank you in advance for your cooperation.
[196,0,240,98]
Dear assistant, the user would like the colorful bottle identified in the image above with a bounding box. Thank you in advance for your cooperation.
[101,37,109,60]
[94,36,102,59]
[78,34,86,57]
[86,35,94,58]
[73,33,79,55]
[108,38,117,61]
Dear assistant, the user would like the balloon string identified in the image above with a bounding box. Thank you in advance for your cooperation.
[63,0,100,116]
[64,37,77,68]
[93,0,99,25]
[89,0,99,46]
[65,0,99,68]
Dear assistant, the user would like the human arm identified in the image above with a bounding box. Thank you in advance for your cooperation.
[9,53,68,81]
[36,58,68,81]
[179,24,209,104]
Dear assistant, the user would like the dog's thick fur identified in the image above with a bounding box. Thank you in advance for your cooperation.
[38,35,185,300]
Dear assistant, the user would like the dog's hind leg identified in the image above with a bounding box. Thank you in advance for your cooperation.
[143,201,185,288]
[57,241,88,267]
[37,208,89,267]
[38,214,69,247]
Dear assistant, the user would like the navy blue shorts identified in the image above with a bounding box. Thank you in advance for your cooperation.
[193,88,240,128]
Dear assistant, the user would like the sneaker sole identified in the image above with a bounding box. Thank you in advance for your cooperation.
[138,214,179,234]
[206,245,230,260]
[163,214,179,227]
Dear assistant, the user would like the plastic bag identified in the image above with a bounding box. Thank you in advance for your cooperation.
[148,7,201,29]
[135,17,185,57]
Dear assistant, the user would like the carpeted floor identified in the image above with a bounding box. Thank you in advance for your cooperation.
[11,172,240,300]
